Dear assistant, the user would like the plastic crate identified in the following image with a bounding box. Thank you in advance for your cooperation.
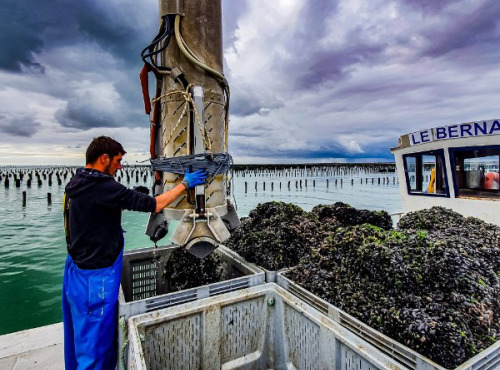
[127,283,406,370]
[118,245,264,367]
[276,271,500,370]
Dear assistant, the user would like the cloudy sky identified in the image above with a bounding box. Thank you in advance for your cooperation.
[0,0,499,165]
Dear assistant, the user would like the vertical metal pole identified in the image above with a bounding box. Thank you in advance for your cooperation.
[159,0,225,212]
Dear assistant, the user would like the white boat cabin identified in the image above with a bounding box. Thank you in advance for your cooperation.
[391,119,500,226]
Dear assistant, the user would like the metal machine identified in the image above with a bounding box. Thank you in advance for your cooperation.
[140,0,239,258]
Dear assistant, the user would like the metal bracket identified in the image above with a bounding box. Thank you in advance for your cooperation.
[170,67,185,84]
[159,0,184,16]
[171,208,231,258]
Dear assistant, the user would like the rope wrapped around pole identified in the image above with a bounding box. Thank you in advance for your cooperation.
[150,152,232,177]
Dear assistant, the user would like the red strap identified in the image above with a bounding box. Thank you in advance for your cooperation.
[151,86,163,183]
[140,64,152,114]
[140,63,163,183]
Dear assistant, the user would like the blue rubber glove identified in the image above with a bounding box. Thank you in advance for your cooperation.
[183,169,207,189]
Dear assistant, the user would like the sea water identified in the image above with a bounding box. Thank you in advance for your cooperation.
[0,167,401,335]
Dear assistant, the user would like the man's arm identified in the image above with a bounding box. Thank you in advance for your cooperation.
[154,169,207,213]
[154,183,186,213]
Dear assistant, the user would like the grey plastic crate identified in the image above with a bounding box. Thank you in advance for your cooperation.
[127,283,406,370]
[276,271,500,370]
[118,245,264,367]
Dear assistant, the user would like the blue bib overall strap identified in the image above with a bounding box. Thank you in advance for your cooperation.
[62,251,123,370]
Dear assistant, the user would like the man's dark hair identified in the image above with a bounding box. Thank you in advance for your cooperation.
[86,136,126,164]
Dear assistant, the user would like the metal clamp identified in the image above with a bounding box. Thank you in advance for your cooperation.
[159,0,184,16]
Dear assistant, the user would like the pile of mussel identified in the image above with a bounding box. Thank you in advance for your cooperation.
[285,206,500,368]
[162,248,225,292]
[227,202,500,367]
[225,201,391,270]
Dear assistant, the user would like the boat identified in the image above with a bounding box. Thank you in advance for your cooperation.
[391,119,500,226]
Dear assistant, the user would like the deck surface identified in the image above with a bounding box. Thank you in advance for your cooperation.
[0,323,64,370]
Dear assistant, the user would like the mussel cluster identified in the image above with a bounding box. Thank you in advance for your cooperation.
[311,202,392,230]
[286,206,500,368]
[225,201,391,270]
[162,248,225,292]
[225,201,318,269]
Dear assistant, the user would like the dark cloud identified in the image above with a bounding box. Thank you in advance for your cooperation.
[239,145,393,161]
[0,114,41,137]
[337,80,429,99]
[55,99,122,130]
[291,43,384,89]
[230,84,284,117]
[56,105,114,129]
[298,0,340,39]
[0,0,47,72]
[75,1,156,67]
[0,0,156,72]
[270,138,394,160]
[278,2,384,90]
[400,0,456,14]
[55,99,146,130]
[232,123,273,138]
[420,1,500,60]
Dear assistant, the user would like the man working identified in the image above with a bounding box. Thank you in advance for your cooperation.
[62,136,206,369]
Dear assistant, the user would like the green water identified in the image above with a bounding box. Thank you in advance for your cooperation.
[0,168,401,335]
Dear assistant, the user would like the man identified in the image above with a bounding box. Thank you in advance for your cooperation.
[62,136,206,369]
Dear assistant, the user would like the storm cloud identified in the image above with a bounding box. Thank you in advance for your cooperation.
[0,0,499,164]
[0,114,41,137]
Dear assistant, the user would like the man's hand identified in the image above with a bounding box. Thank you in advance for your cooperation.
[154,169,208,213]
[183,169,208,189]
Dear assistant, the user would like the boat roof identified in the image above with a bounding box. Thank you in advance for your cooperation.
[391,119,500,151]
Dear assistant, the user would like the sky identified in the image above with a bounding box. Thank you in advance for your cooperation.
[0,0,499,165]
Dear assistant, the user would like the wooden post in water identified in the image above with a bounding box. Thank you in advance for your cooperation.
[22,191,26,207]
[47,193,52,205]
[244,182,247,193]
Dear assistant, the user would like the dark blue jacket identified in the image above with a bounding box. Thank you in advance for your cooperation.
[65,168,156,269]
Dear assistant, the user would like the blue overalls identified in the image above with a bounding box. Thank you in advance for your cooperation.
[62,251,123,370]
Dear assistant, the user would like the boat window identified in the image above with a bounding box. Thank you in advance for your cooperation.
[450,146,500,199]
[403,150,448,196]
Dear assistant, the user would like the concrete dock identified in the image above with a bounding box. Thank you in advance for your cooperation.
[0,323,64,370]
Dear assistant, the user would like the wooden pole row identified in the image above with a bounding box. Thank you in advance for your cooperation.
[244,177,398,192]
